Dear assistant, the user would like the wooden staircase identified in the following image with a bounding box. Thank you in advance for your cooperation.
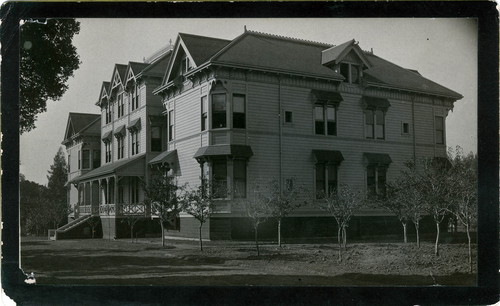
[48,215,93,240]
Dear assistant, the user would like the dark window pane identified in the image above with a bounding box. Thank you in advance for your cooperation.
[82,150,90,169]
[315,105,325,135]
[378,168,387,195]
[234,160,246,198]
[151,127,161,152]
[93,151,100,168]
[351,65,359,84]
[436,131,444,144]
[201,96,208,131]
[340,63,349,82]
[327,121,336,136]
[285,111,293,123]
[233,95,245,129]
[316,163,325,198]
[327,106,336,136]
[367,166,376,195]
[212,159,227,198]
[212,94,227,129]
[403,122,409,134]
[327,164,337,193]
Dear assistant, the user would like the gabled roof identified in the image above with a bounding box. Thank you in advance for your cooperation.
[363,53,462,99]
[321,39,372,68]
[124,61,149,88]
[110,64,127,91]
[140,51,172,78]
[96,81,111,106]
[210,31,344,80]
[179,33,231,66]
[62,113,101,144]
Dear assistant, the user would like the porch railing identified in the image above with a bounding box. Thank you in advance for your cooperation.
[99,203,151,217]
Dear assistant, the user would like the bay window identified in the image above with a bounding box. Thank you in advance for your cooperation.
[201,96,208,131]
[212,159,227,198]
[212,93,227,129]
[232,94,246,129]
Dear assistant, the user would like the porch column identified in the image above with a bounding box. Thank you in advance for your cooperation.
[106,177,110,204]
[114,175,118,205]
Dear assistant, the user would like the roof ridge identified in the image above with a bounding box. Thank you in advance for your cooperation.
[179,32,231,42]
[69,112,100,116]
[246,30,332,48]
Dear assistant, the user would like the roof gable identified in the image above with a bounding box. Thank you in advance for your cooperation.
[110,64,127,92]
[321,39,372,68]
[124,61,149,88]
[97,81,111,106]
[63,113,101,143]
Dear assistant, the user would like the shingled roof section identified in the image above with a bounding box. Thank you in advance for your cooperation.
[141,51,172,77]
[179,33,231,66]
[128,61,149,75]
[320,39,355,65]
[115,64,128,82]
[211,31,344,80]
[63,113,100,144]
[363,53,463,99]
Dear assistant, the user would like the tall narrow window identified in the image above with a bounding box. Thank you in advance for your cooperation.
[212,159,227,198]
[326,106,336,136]
[315,163,338,198]
[315,163,326,198]
[212,94,227,129]
[435,116,444,144]
[131,131,139,155]
[78,150,81,169]
[233,160,246,198]
[366,165,376,195]
[366,165,387,196]
[151,127,161,152]
[233,94,246,129]
[340,63,350,82]
[365,110,374,139]
[105,105,111,124]
[82,150,90,169]
[131,83,140,111]
[68,154,71,173]
[201,96,208,131]
[351,65,360,84]
[117,137,124,159]
[118,186,124,204]
[314,105,325,135]
[105,142,112,163]
[93,150,101,168]
[117,94,124,117]
[377,167,387,195]
[340,62,360,84]
[130,177,140,203]
[168,110,174,141]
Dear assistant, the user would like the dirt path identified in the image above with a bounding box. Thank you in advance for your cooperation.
[20,237,476,286]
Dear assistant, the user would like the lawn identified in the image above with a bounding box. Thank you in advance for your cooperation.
[20,236,476,286]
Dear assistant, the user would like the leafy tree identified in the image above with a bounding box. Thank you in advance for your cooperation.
[45,147,70,229]
[259,178,307,247]
[20,175,48,236]
[447,147,477,272]
[180,179,220,251]
[317,184,362,262]
[20,19,81,133]
[143,174,182,247]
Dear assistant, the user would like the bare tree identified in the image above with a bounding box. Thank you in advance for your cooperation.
[317,184,362,262]
[372,183,412,243]
[143,175,182,247]
[259,178,307,247]
[122,215,144,242]
[243,186,271,257]
[180,179,220,251]
[447,147,477,272]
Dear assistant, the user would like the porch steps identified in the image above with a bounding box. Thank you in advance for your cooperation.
[51,215,93,240]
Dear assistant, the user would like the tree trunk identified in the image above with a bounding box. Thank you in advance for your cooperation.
[255,225,260,257]
[415,222,420,248]
[466,223,472,273]
[278,219,281,248]
[337,226,342,263]
[342,226,347,250]
[199,224,203,251]
[434,221,440,256]
[161,222,165,247]
[402,222,407,244]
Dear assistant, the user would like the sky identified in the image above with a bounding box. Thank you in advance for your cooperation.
[19,18,478,185]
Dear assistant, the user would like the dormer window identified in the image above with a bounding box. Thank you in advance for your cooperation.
[340,62,360,84]
[180,56,192,75]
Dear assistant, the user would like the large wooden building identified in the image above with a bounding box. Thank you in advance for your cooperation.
[58,30,462,240]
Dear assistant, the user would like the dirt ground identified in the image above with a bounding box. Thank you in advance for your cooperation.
[20,236,476,286]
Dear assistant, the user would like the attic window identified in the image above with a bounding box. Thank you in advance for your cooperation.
[340,63,360,84]
[180,56,192,75]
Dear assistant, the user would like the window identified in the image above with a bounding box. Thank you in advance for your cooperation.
[212,159,227,198]
[180,56,192,75]
[285,111,293,123]
[118,186,124,204]
[315,163,338,198]
[201,96,208,131]
[233,94,246,129]
[402,122,410,135]
[131,130,139,155]
[117,137,125,159]
[78,150,81,169]
[340,62,360,84]
[168,110,174,141]
[131,83,140,111]
[365,110,385,139]
[151,126,161,152]
[105,142,112,163]
[367,165,387,196]
[315,105,336,136]
[93,150,100,168]
[117,94,124,118]
[82,150,90,169]
[233,160,246,198]
[104,105,112,124]
[68,154,71,173]
[212,94,227,129]
[435,116,444,144]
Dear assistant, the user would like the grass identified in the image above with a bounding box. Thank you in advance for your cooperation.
[20,236,476,286]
